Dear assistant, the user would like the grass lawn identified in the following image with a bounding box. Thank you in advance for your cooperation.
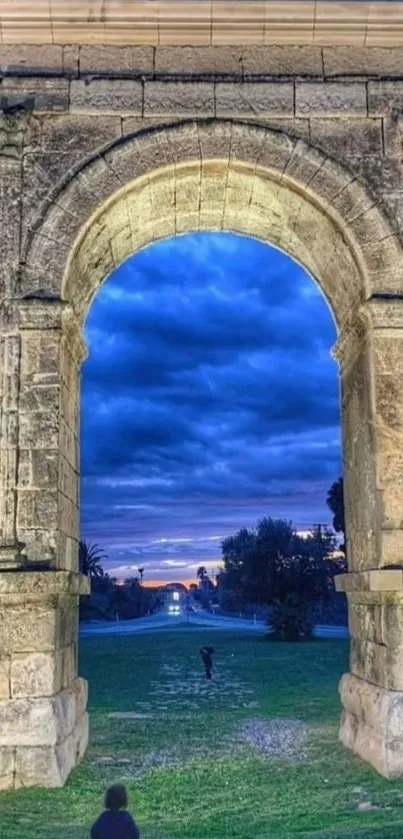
[2,629,403,839]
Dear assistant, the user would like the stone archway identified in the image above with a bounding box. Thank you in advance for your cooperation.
[2,119,403,787]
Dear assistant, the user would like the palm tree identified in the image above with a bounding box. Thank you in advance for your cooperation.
[197,566,210,594]
[79,540,107,578]
[138,567,145,583]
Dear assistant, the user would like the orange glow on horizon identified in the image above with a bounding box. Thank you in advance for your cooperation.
[141,578,196,589]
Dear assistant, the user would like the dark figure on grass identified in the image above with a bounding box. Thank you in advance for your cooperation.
[91,784,140,839]
[200,645,214,680]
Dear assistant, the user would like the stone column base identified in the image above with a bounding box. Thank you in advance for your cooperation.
[339,672,403,778]
[0,677,88,789]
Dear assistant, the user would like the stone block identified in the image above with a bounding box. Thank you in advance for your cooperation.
[0,45,63,75]
[155,45,243,75]
[215,82,294,117]
[18,411,59,450]
[242,45,322,76]
[73,677,88,722]
[58,599,79,648]
[63,46,79,77]
[0,748,15,790]
[61,645,77,690]
[10,652,62,699]
[296,82,367,116]
[14,712,88,788]
[19,384,59,413]
[351,635,403,691]
[70,79,142,114]
[323,46,403,78]
[382,605,403,650]
[31,450,59,490]
[340,674,403,777]
[16,527,57,566]
[310,119,383,158]
[144,81,214,116]
[39,114,122,155]
[0,604,58,654]
[1,77,69,113]
[60,493,78,540]
[348,602,383,644]
[80,45,153,75]
[0,657,10,700]
[58,532,79,573]
[17,489,58,531]
[0,682,77,747]
[368,81,403,117]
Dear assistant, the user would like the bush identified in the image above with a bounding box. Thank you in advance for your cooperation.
[267,594,313,642]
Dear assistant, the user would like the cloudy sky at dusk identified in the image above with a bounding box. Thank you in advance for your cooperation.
[80,232,341,583]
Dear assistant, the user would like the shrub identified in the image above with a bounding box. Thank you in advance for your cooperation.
[267,594,313,642]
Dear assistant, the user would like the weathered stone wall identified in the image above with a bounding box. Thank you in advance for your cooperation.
[2,43,403,785]
[0,570,88,788]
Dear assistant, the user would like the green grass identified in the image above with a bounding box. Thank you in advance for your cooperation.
[2,629,403,839]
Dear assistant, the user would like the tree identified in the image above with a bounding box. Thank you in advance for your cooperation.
[79,540,107,579]
[326,477,346,552]
[220,516,340,640]
[197,566,208,582]
[221,527,256,594]
[138,567,145,583]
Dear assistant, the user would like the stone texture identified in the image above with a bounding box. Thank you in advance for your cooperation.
[10,652,62,699]
[0,45,63,76]
[368,81,403,116]
[14,711,88,788]
[144,81,214,116]
[323,46,403,78]
[310,119,383,158]
[1,77,69,113]
[155,45,243,75]
[70,79,142,114]
[296,82,367,116]
[0,682,78,747]
[339,673,403,777]
[242,45,322,76]
[0,657,10,700]
[215,82,294,117]
[79,45,153,76]
[0,748,15,790]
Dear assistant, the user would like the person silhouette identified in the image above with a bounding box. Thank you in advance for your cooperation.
[200,645,214,680]
[91,784,140,839]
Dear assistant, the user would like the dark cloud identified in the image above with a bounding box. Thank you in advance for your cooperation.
[81,232,340,580]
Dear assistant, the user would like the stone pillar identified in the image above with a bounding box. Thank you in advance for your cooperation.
[0,306,25,568]
[335,297,403,778]
[0,570,89,789]
[0,296,89,788]
[16,297,86,571]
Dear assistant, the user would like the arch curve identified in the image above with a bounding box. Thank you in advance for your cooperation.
[23,119,402,330]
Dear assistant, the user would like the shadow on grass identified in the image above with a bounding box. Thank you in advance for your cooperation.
[302,827,403,839]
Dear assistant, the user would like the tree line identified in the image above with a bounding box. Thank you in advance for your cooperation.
[215,476,346,640]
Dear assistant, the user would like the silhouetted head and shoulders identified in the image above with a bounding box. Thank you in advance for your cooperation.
[91,784,140,839]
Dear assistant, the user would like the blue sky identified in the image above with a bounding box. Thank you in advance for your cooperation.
[81,232,341,583]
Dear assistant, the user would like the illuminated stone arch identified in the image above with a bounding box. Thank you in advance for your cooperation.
[3,119,403,787]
